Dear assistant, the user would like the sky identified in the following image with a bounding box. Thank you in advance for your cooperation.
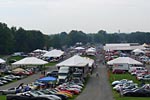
[0,0,150,34]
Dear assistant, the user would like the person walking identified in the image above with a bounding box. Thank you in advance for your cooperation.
[96,72,99,77]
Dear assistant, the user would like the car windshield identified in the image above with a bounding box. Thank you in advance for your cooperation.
[40,90,49,94]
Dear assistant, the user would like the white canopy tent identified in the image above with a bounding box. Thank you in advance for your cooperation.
[33,49,48,53]
[56,55,89,67]
[43,49,64,58]
[107,57,143,65]
[83,57,94,67]
[132,49,145,53]
[12,57,48,65]
[0,58,6,64]
[142,43,149,47]
[86,47,96,53]
[74,47,85,50]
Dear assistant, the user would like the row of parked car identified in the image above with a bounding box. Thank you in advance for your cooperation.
[0,68,37,86]
[129,67,150,81]
[112,79,150,97]
[0,75,22,86]
[5,78,84,100]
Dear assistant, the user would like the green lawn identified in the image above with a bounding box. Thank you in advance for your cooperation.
[0,95,6,100]
[8,56,24,61]
[109,72,140,84]
[45,62,57,67]
[109,71,150,100]
[81,55,96,60]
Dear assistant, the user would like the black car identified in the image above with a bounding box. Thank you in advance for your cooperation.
[122,88,150,97]
[46,71,58,78]
[7,95,53,100]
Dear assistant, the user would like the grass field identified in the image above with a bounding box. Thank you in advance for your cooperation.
[45,62,57,67]
[8,56,24,61]
[0,95,6,100]
[109,71,150,100]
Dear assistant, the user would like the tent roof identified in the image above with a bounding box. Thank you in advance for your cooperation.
[75,47,85,50]
[12,68,25,72]
[107,57,143,65]
[33,49,48,53]
[0,58,6,64]
[132,49,145,53]
[43,49,64,57]
[84,57,94,67]
[12,57,48,65]
[38,76,56,82]
[56,55,89,67]
[86,47,96,53]
[142,43,149,47]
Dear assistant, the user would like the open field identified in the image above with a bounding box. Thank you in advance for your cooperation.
[0,95,6,100]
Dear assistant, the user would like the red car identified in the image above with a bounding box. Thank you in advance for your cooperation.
[112,69,126,74]
[57,87,79,95]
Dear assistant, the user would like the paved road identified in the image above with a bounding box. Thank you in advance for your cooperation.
[0,66,57,90]
[75,54,114,100]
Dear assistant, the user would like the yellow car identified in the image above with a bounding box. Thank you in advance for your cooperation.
[51,89,73,98]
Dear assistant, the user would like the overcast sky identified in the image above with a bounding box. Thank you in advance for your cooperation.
[0,0,150,34]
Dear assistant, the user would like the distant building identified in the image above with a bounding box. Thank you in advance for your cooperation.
[104,43,145,52]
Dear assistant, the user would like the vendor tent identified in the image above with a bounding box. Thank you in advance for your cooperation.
[86,47,96,53]
[56,55,88,67]
[132,49,145,53]
[0,58,6,64]
[142,43,149,47]
[107,57,143,65]
[12,57,48,65]
[84,57,94,67]
[33,49,48,53]
[74,47,85,50]
[38,76,57,82]
[12,68,25,72]
[43,49,64,57]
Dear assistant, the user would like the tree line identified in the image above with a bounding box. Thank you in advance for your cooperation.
[1,22,150,54]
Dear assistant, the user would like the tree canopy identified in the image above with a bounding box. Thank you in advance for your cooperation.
[0,22,150,54]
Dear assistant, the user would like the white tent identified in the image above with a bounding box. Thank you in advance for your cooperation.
[142,43,149,47]
[132,49,145,53]
[33,49,48,53]
[86,47,96,53]
[107,57,143,65]
[43,49,64,57]
[56,55,88,67]
[12,57,48,65]
[0,58,6,64]
[74,47,85,50]
[84,57,94,67]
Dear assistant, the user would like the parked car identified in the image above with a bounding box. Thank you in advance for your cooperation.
[112,79,133,87]
[0,87,21,95]
[7,95,54,100]
[112,69,126,74]
[122,88,150,97]
[24,91,61,100]
[39,90,68,100]
[140,74,150,81]
[46,71,58,78]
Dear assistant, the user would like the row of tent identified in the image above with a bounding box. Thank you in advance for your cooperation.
[107,57,143,65]
[33,47,96,58]
[11,55,94,68]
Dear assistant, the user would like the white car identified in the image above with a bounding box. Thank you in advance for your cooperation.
[25,91,61,100]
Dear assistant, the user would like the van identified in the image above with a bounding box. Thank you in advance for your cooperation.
[58,67,70,84]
